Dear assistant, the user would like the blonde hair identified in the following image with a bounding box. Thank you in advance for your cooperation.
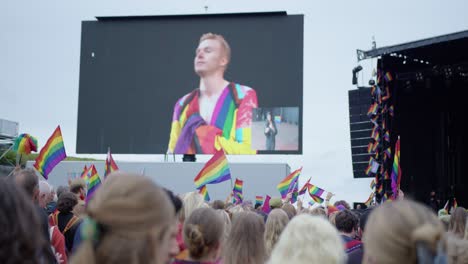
[70,172,174,264]
[449,207,467,238]
[264,209,289,257]
[281,203,296,220]
[182,191,208,221]
[363,200,444,264]
[309,207,327,218]
[224,211,266,264]
[216,209,231,243]
[184,207,224,260]
[269,214,346,264]
[199,33,231,66]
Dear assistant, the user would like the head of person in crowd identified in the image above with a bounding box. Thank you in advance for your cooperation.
[449,207,467,238]
[224,211,266,264]
[358,208,372,237]
[13,168,39,202]
[48,184,56,202]
[309,206,327,218]
[334,200,351,210]
[70,172,175,264]
[264,209,289,257]
[269,197,283,210]
[269,214,346,264]
[69,178,87,200]
[181,191,207,222]
[38,180,51,208]
[363,200,445,264]
[179,207,224,263]
[56,185,69,199]
[0,178,55,263]
[281,203,296,220]
[217,209,231,244]
[329,211,339,226]
[56,191,78,214]
[211,200,225,210]
[164,189,183,263]
[335,209,359,239]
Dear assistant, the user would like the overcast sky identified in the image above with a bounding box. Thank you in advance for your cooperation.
[2,0,468,203]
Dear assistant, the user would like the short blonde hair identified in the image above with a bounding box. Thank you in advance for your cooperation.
[182,191,208,221]
[200,33,231,65]
[269,214,346,264]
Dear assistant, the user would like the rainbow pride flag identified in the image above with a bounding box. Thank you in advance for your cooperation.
[80,165,89,183]
[85,165,102,203]
[370,179,376,190]
[233,192,243,204]
[290,179,299,204]
[261,195,271,213]
[255,196,264,206]
[104,147,119,178]
[308,184,325,197]
[33,126,67,179]
[299,177,311,195]
[308,200,315,206]
[277,167,302,198]
[384,72,393,82]
[367,103,378,116]
[390,137,401,200]
[13,133,38,155]
[384,131,390,142]
[310,195,324,204]
[233,178,243,194]
[194,150,231,189]
[364,192,374,207]
[199,185,210,202]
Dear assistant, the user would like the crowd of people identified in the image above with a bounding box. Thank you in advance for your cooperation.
[2,168,468,264]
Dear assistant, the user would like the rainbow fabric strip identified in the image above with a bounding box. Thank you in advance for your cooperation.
[80,165,89,183]
[364,192,374,206]
[277,167,302,198]
[13,133,38,155]
[233,178,243,194]
[33,126,67,179]
[233,192,243,204]
[370,179,376,190]
[199,185,210,202]
[385,72,393,82]
[194,150,231,189]
[390,138,401,200]
[85,165,102,203]
[299,177,311,195]
[367,103,378,116]
[255,196,264,206]
[384,131,390,142]
[310,195,324,204]
[308,184,325,197]
[104,148,119,178]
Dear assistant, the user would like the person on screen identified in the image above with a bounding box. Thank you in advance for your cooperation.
[168,33,258,154]
[264,111,277,150]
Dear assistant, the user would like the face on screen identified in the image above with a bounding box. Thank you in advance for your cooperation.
[194,39,227,76]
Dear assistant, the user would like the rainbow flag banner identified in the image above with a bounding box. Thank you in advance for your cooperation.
[390,137,401,200]
[299,177,311,195]
[233,178,243,194]
[310,195,324,204]
[33,126,67,179]
[199,185,210,202]
[308,184,325,197]
[384,72,393,82]
[367,103,378,116]
[277,167,302,198]
[308,200,315,206]
[261,195,271,214]
[255,196,264,206]
[233,192,243,204]
[13,133,38,155]
[104,147,119,178]
[85,165,102,203]
[194,150,231,189]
